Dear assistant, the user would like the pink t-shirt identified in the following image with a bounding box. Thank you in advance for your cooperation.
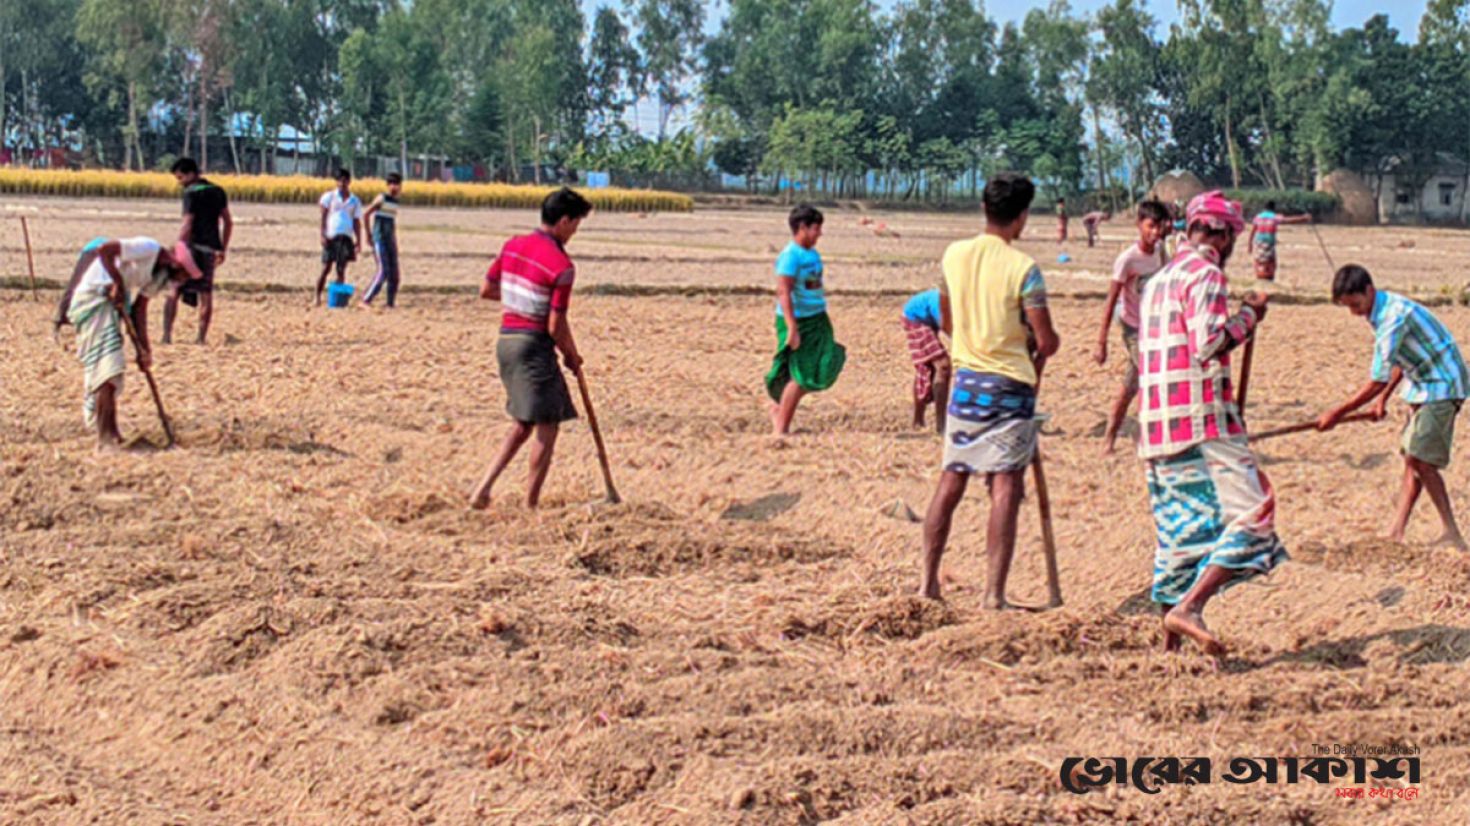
[1112,241,1166,329]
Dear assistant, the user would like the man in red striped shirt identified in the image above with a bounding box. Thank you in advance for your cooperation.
[471,188,592,510]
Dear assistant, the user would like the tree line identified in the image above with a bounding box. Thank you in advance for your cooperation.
[2,0,1468,202]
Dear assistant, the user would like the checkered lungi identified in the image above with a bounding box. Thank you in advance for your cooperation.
[903,319,948,402]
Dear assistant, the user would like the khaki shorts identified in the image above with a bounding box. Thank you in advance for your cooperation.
[1121,325,1140,393]
[1401,399,1462,468]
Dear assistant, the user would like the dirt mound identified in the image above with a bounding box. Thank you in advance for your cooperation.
[782,593,957,642]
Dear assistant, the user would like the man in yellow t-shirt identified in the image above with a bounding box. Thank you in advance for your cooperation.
[919,172,1061,607]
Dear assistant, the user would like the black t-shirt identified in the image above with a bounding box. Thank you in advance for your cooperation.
[183,178,228,250]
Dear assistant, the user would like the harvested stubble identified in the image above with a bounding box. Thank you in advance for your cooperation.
[0,168,694,212]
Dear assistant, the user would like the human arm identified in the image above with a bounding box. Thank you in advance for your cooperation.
[96,240,129,311]
[1247,225,1256,254]
[939,288,953,337]
[362,197,381,257]
[776,277,800,350]
[319,203,329,246]
[547,309,582,371]
[1187,270,1264,364]
[353,215,363,252]
[1318,375,1395,430]
[130,294,152,370]
[1282,213,1313,225]
[480,254,502,301]
[219,206,232,265]
[1095,280,1125,365]
[1022,266,1059,378]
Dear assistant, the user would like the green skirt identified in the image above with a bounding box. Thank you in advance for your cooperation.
[765,312,846,401]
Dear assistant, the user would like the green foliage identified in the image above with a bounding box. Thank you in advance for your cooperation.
[1223,189,1340,217]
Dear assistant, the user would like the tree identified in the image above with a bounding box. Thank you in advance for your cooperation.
[629,0,703,138]
[587,5,638,139]
[77,0,169,169]
[1089,0,1162,186]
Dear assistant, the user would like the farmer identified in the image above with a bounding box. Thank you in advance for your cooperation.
[1056,197,1069,244]
[165,157,231,344]
[470,188,593,510]
[766,204,846,437]
[66,238,202,449]
[901,287,950,433]
[362,172,403,308]
[1081,209,1110,248]
[1094,200,1170,454]
[1248,200,1311,281]
[315,168,363,306]
[1137,190,1286,656]
[1318,265,1469,550]
[918,172,1060,607]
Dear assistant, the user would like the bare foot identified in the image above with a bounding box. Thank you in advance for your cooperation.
[982,594,1012,611]
[469,488,491,511]
[918,581,943,601]
[768,402,783,434]
[1102,441,1117,456]
[1432,533,1470,552]
[1385,529,1407,544]
[1163,606,1226,657]
[96,437,124,454]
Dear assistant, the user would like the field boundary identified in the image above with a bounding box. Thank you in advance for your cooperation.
[5,276,1458,307]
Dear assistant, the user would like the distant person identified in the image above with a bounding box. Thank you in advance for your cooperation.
[1137,191,1283,657]
[1081,209,1111,248]
[1056,197,1068,244]
[765,204,847,437]
[65,238,201,449]
[1248,199,1311,281]
[166,157,231,344]
[918,172,1060,607]
[1094,200,1170,454]
[901,288,950,433]
[362,173,403,308]
[470,188,593,510]
[315,168,363,306]
[1318,265,1469,550]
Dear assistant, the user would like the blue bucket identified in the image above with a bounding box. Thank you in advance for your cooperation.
[326,282,355,309]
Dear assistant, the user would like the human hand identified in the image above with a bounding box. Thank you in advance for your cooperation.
[1370,397,1388,421]
[215,250,226,267]
[786,328,802,352]
[108,282,126,311]
[320,235,330,248]
[137,348,152,371]
[1243,290,1269,322]
[564,352,584,373]
[1316,409,1342,432]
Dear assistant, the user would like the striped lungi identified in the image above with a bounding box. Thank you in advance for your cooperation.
[67,286,126,428]
[903,319,947,402]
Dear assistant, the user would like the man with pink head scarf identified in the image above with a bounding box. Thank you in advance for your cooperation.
[1134,190,1287,657]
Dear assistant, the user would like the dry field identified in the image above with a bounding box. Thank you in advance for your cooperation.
[2,196,1470,824]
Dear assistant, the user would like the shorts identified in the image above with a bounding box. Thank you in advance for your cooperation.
[179,245,217,306]
[1120,324,1140,393]
[1401,400,1462,468]
[322,235,357,265]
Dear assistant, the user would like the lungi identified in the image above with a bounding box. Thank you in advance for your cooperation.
[497,331,578,424]
[942,370,1038,475]
[903,318,947,402]
[765,312,846,401]
[67,285,126,428]
[1145,437,1289,605]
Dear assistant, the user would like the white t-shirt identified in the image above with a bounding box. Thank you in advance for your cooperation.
[320,190,362,239]
[78,237,168,298]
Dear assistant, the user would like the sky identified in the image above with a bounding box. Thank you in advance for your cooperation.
[582,0,1434,136]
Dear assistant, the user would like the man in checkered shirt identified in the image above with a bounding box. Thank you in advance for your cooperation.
[1135,191,1287,658]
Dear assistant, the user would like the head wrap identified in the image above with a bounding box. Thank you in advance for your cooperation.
[1186,190,1245,236]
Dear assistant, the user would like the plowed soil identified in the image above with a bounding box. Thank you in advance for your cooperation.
[2,196,1467,823]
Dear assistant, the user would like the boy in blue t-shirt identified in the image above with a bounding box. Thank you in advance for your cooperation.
[765,204,846,436]
[901,288,950,432]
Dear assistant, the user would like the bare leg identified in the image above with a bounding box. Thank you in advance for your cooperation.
[932,360,951,436]
[913,396,926,429]
[315,263,333,306]
[470,421,532,509]
[920,470,969,600]
[196,292,213,345]
[335,259,348,284]
[162,292,179,344]
[1162,565,1237,657]
[95,381,123,451]
[1387,459,1422,543]
[1410,458,1467,550]
[983,470,1025,610]
[1160,602,1181,652]
[1102,385,1136,455]
[772,382,806,436]
[524,423,560,508]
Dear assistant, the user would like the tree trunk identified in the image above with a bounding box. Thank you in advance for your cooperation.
[1224,95,1241,189]
[126,81,140,171]
[183,77,195,162]
[200,81,209,171]
[1090,106,1113,211]
[532,116,542,184]
[226,93,241,173]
